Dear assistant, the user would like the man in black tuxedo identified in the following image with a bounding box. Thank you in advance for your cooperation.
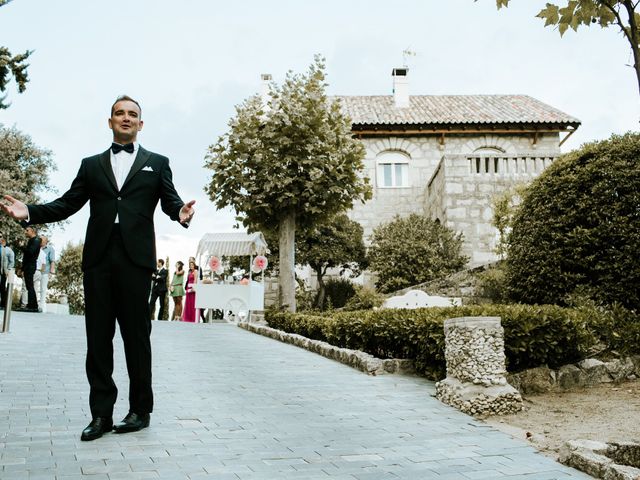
[19,226,41,312]
[149,258,168,320]
[0,95,195,441]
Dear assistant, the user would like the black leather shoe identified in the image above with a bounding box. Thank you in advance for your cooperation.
[80,417,113,441]
[113,412,150,433]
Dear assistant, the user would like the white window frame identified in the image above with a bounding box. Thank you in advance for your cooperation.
[376,151,410,188]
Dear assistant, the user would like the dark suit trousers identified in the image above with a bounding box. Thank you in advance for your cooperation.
[0,273,6,308]
[149,290,166,320]
[23,268,38,310]
[83,225,154,418]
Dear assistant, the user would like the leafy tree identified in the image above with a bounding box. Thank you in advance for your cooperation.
[506,131,640,310]
[491,184,528,259]
[0,0,32,108]
[204,56,371,312]
[0,125,56,245]
[486,0,640,95]
[296,214,367,309]
[48,242,84,315]
[367,214,468,294]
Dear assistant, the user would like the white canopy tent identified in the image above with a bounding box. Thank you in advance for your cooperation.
[196,232,268,258]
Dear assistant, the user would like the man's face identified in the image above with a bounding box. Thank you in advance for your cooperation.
[41,237,48,247]
[157,261,163,269]
[25,228,35,238]
[108,100,143,144]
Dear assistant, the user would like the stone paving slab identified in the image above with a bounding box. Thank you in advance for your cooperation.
[0,313,592,479]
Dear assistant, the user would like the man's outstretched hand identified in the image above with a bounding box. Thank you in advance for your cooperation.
[179,200,195,225]
[1,195,28,220]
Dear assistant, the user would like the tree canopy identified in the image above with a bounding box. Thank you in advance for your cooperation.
[506,131,640,310]
[48,242,84,315]
[204,56,371,311]
[0,125,56,245]
[0,0,32,108]
[367,214,468,294]
[487,1,640,94]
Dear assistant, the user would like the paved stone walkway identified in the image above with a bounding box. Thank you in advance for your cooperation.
[0,313,591,480]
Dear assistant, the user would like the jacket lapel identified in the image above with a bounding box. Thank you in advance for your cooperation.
[99,150,118,192]
[122,146,150,191]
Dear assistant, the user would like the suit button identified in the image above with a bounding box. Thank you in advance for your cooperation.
[117,197,122,200]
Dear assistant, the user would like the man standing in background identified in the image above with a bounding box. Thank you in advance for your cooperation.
[149,259,168,320]
[39,236,56,313]
[20,226,41,312]
[0,235,15,309]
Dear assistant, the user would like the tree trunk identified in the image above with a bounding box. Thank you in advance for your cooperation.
[314,267,325,310]
[278,211,296,312]
[622,1,640,97]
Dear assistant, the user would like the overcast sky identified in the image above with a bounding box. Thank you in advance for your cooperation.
[1,0,638,266]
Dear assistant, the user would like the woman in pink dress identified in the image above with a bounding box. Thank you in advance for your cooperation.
[181,260,199,322]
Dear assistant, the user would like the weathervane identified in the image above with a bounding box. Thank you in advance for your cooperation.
[403,48,417,68]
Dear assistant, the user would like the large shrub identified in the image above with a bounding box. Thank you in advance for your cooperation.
[319,277,357,310]
[367,214,468,294]
[506,132,640,310]
[48,242,84,314]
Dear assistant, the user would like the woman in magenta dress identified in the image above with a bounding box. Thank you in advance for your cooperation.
[181,260,199,322]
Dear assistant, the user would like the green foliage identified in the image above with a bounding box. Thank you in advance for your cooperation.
[0,1,32,109]
[491,184,527,259]
[48,242,84,315]
[487,1,640,94]
[0,125,57,245]
[367,214,468,294]
[265,303,633,379]
[476,263,511,303]
[343,286,386,311]
[506,132,640,311]
[319,277,357,310]
[204,56,371,231]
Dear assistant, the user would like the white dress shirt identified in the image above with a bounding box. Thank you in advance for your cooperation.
[111,142,139,223]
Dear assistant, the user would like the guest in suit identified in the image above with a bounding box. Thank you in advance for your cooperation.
[149,259,168,320]
[19,226,41,312]
[0,95,195,441]
[0,235,16,309]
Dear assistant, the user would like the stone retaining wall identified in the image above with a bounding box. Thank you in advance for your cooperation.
[507,356,640,394]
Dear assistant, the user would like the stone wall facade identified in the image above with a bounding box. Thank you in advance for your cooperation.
[348,132,561,266]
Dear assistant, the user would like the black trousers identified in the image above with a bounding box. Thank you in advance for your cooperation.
[149,290,166,320]
[83,225,153,418]
[23,268,38,310]
[0,272,6,308]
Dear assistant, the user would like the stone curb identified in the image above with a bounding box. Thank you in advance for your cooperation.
[237,322,415,376]
[559,439,640,480]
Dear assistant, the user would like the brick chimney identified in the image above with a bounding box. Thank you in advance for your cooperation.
[392,68,409,108]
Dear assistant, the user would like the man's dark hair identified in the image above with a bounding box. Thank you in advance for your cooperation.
[158,259,165,266]
[110,95,142,117]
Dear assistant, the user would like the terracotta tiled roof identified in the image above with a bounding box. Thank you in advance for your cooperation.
[333,95,580,127]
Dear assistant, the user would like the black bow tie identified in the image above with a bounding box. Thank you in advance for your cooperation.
[111,142,134,154]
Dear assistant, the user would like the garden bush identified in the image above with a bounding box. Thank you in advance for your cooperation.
[506,132,640,311]
[319,277,357,310]
[367,213,468,293]
[343,286,386,311]
[265,303,640,379]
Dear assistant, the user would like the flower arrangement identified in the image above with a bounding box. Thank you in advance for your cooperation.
[252,255,268,273]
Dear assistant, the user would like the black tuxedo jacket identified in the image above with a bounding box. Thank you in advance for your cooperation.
[26,147,186,271]
[22,236,42,273]
[152,267,168,293]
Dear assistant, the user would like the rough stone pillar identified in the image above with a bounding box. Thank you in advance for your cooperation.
[435,316,522,415]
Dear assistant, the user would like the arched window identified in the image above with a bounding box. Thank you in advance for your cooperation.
[376,151,410,188]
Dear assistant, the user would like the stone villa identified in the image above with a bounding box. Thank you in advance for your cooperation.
[336,68,581,266]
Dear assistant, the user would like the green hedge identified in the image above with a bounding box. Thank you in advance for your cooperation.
[265,304,640,379]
